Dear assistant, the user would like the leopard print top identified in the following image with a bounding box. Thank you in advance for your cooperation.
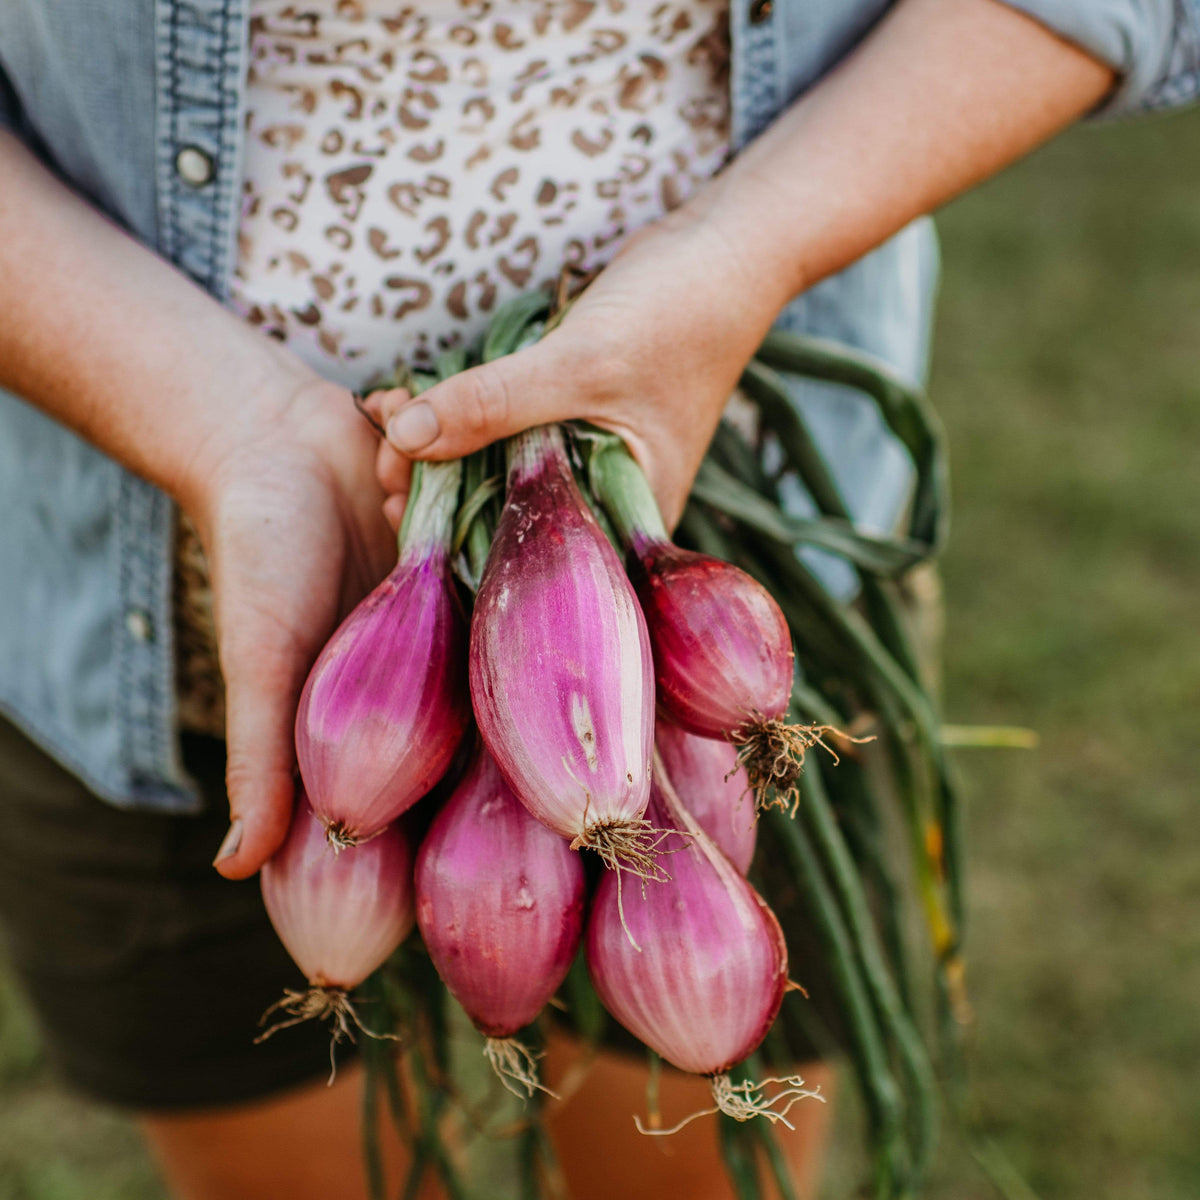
[230,0,731,384]
[177,0,731,736]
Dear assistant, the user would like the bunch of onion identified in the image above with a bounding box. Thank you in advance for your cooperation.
[415,744,585,1097]
[253,296,954,1197]
[470,424,658,875]
[587,435,847,812]
[295,458,471,849]
[259,788,415,1075]
[585,756,822,1130]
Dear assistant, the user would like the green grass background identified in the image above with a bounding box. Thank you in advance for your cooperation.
[823,102,1200,1200]
[3,106,1199,1199]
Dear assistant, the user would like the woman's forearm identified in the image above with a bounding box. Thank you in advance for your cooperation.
[690,0,1116,306]
[0,130,315,518]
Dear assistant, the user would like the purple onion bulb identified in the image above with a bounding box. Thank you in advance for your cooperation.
[416,745,585,1096]
[296,460,471,847]
[656,719,756,875]
[584,759,787,1080]
[633,538,793,739]
[258,790,415,1057]
[470,425,655,874]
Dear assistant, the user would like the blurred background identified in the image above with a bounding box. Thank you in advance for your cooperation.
[2,103,1198,1200]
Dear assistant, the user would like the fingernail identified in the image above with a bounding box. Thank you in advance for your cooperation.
[214,818,244,866]
[386,401,440,453]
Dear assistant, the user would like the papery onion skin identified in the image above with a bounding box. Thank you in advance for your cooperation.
[261,792,415,990]
[585,763,787,1077]
[470,425,654,843]
[631,537,794,740]
[415,746,586,1038]
[296,466,470,844]
[656,719,757,875]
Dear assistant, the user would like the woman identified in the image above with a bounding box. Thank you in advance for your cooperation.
[0,1,1187,1196]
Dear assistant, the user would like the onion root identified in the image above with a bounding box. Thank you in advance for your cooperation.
[483,1036,559,1101]
[255,986,399,1083]
[735,718,873,815]
[569,818,672,882]
[321,821,388,853]
[634,1072,825,1136]
[572,817,686,951]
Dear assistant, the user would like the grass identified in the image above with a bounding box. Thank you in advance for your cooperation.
[843,103,1200,1200]
[3,106,1200,1199]
[924,103,1200,1200]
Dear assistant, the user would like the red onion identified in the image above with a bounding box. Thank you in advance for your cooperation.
[588,439,835,810]
[416,745,585,1096]
[633,541,792,734]
[470,425,656,875]
[296,459,470,848]
[656,719,756,875]
[586,759,820,1128]
[259,789,415,1056]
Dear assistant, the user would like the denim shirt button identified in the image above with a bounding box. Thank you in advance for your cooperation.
[175,145,215,187]
[748,0,773,24]
[125,607,155,643]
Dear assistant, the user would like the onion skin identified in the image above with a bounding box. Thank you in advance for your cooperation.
[261,793,415,990]
[631,537,794,740]
[470,425,654,844]
[656,720,756,875]
[295,540,470,845]
[585,763,788,1077]
[415,746,586,1038]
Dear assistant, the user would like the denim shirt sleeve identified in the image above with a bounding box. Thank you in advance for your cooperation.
[0,61,19,131]
[1002,0,1200,114]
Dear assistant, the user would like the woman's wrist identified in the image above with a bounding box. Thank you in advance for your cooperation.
[665,160,810,318]
[169,343,330,528]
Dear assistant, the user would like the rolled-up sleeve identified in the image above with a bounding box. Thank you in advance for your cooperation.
[1001,0,1200,115]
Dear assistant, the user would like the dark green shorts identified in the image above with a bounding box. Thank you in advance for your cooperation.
[0,718,344,1111]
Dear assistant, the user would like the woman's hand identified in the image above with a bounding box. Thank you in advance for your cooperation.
[369,0,1114,533]
[194,378,396,879]
[369,205,792,531]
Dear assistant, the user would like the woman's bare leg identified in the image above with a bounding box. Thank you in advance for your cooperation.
[141,1036,833,1200]
[140,1060,443,1200]
[544,1029,836,1200]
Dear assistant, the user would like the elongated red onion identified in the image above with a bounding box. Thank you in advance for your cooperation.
[470,424,656,874]
[656,719,756,874]
[259,789,414,1053]
[586,759,819,1127]
[296,459,470,848]
[588,440,837,810]
[416,745,585,1096]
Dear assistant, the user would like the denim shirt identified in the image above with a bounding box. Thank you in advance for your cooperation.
[1,0,1197,813]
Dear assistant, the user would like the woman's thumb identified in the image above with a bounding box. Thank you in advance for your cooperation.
[380,341,568,462]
